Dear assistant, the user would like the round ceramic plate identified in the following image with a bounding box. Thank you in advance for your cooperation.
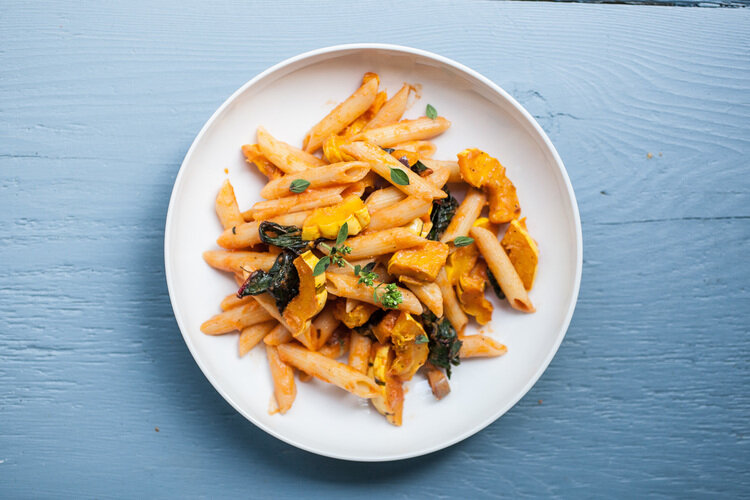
[164,44,582,461]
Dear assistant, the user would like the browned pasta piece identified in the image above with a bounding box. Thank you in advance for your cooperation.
[217,211,311,250]
[244,186,345,221]
[363,83,410,130]
[266,344,296,414]
[440,188,487,244]
[239,321,277,356]
[200,301,274,335]
[352,117,451,148]
[435,268,468,334]
[257,126,326,173]
[348,331,373,374]
[215,179,244,230]
[459,334,508,358]
[202,250,277,274]
[259,162,369,199]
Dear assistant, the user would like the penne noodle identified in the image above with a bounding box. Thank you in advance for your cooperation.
[325,274,423,315]
[366,196,433,233]
[318,330,351,359]
[217,211,311,250]
[244,186,345,221]
[471,226,535,313]
[341,141,447,201]
[203,250,277,274]
[303,75,379,153]
[241,143,284,180]
[251,294,316,350]
[401,278,443,317]
[311,302,340,350]
[435,268,468,334]
[266,344,296,414]
[257,126,326,174]
[277,343,381,399]
[421,159,462,183]
[459,334,508,358]
[220,292,255,311]
[200,301,275,335]
[392,140,436,159]
[263,324,294,346]
[364,167,449,214]
[325,227,427,259]
[259,162,370,199]
[440,188,487,244]
[348,331,372,374]
[363,83,410,130]
[215,179,244,230]
[239,321,277,356]
[352,116,451,148]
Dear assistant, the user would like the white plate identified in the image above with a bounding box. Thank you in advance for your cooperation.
[164,44,582,461]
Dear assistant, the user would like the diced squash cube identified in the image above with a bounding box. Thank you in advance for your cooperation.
[387,240,449,282]
[456,261,493,325]
[501,218,539,290]
[457,148,521,223]
[301,195,370,240]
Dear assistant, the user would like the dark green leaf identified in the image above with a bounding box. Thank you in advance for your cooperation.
[237,270,273,297]
[420,311,462,378]
[487,270,505,299]
[381,147,395,154]
[258,222,309,253]
[289,179,311,193]
[453,236,474,247]
[390,167,410,186]
[353,264,361,276]
[410,160,429,175]
[427,189,458,240]
[238,251,300,312]
[336,222,349,246]
[313,256,330,276]
[231,226,237,235]
[426,104,438,120]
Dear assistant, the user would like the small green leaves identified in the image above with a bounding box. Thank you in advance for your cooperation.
[378,283,404,309]
[426,104,438,120]
[390,167,410,186]
[411,160,429,175]
[313,256,330,276]
[336,222,349,246]
[415,334,429,344]
[231,226,237,235]
[453,236,474,247]
[289,179,310,193]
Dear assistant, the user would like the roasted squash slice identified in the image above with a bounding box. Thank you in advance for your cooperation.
[282,251,327,336]
[389,312,429,381]
[501,218,539,290]
[457,148,520,223]
[368,342,404,426]
[301,194,370,241]
[332,298,377,329]
[456,261,493,325]
[387,240,449,282]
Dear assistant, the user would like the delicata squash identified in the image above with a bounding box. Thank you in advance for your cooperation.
[202,71,538,426]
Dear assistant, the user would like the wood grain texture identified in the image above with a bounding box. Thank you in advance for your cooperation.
[1,1,749,497]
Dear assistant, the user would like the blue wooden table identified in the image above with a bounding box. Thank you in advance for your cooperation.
[2,1,748,497]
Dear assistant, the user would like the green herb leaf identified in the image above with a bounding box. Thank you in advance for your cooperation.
[289,179,311,193]
[336,222,349,246]
[353,264,361,275]
[415,334,429,344]
[420,312,462,378]
[427,189,458,240]
[487,270,505,300]
[238,251,300,312]
[378,283,403,309]
[390,167,410,186]
[313,256,330,276]
[453,236,474,247]
[426,104,438,120]
[258,222,309,253]
[411,160,429,175]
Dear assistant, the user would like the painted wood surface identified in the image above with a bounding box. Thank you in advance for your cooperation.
[1,1,748,498]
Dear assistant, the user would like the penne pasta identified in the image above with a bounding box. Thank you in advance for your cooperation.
[435,268,468,334]
[303,75,379,153]
[241,143,284,180]
[217,211,311,250]
[263,324,294,346]
[348,331,372,374]
[259,162,370,199]
[421,159,462,183]
[203,250,277,274]
[215,179,244,230]
[366,196,433,233]
[352,116,451,148]
[251,294,316,350]
[266,344,296,414]
[392,140,436,159]
[239,321,277,356]
[325,274,423,315]
[364,167,449,214]
[244,186,345,221]
[401,278,443,317]
[311,302,340,350]
[325,227,427,259]
[257,126,326,174]
[220,292,255,311]
[340,141,447,201]
[471,226,535,313]
[200,301,275,335]
[277,343,381,399]
[459,334,508,358]
[363,83,410,130]
[440,188,487,244]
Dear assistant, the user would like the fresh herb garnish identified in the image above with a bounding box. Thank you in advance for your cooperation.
[426,104,438,120]
[421,311,462,377]
[487,270,505,299]
[313,256,330,277]
[390,167,410,186]
[426,189,458,240]
[258,222,309,254]
[453,236,474,247]
[289,179,311,193]
[237,250,300,312]
[411,160,429,175]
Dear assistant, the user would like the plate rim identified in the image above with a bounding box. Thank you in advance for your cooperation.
[164,43,583,462]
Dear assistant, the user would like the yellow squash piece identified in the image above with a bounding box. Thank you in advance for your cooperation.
[372,310,399,344]
[282,251,328,335]
[387,240,449,282]
[501,218,539,290]
[332,299,377,329]
[456,261,493,325]
[457,148,520,223]
[322,135,356,164]
[368,342,405,426]
[389,312,429,381]
[404,217,432,238]
[445,217,492,285]
[301,195,371,241]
